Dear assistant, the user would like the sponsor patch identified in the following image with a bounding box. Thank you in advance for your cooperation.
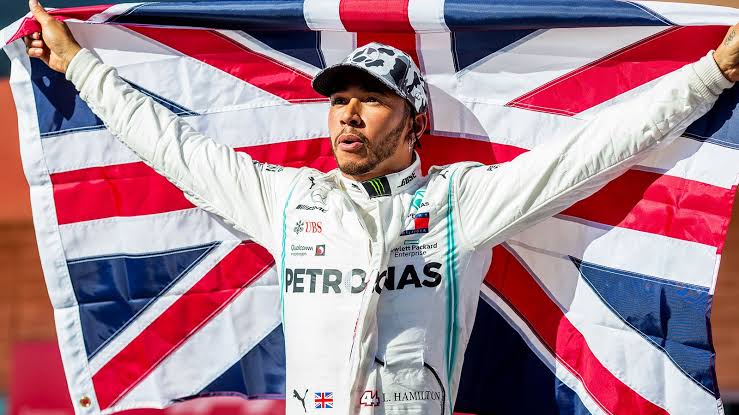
[314,392,334,409]
[399,171,416,187]
[362,176,391,198]
[284,264,441,294]
[296,204,327,213]
[294,220,322,234]
[400,212,429,236]
[290,244,314,257]
[391,241,437,258]
[360,389,443,406]
[292,388,309,413]
[252,161,284,172]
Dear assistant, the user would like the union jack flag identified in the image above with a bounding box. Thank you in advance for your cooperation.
[2,1,739,414]
[315,392,334,409]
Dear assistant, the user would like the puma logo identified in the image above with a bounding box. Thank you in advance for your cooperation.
[293,388,309,413]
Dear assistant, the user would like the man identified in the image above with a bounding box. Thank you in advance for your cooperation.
[23,0,739,413]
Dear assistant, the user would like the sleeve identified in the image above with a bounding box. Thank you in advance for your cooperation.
[454,52,735,250]
[65,49,301,251]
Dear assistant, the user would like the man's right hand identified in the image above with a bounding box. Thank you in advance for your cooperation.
[24,0,82,74]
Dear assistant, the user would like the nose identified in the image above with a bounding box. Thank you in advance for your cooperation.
[340,98,363,128]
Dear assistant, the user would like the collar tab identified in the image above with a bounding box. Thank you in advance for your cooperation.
[361,177,391,198]
[340,154,422,199]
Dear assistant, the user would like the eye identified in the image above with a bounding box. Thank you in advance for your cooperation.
[365,96,379,103]
[331,97,347,105]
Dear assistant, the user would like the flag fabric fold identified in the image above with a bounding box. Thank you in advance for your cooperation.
[2,1,738,414]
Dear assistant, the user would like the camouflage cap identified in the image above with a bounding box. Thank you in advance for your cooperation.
[312,42,429,113]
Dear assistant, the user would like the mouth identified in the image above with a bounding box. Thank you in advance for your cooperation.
[337,133,365,152]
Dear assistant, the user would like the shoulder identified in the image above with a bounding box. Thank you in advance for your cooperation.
[423,161,483,199]
[427,161,484,181]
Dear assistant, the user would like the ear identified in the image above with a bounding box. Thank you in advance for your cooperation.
[413,111,428,138]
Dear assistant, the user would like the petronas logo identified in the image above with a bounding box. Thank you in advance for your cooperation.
[362,177,391,198]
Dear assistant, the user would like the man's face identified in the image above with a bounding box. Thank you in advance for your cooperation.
[328,84,412,180]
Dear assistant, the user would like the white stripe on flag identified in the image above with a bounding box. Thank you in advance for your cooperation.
[318,30,357,66]
[638,137,739,190]
[60,209,248,261]
[507,243,719,415]
[509,215,718,289]
[304,0,346,32]
[452,26,665,105]
[87,3,144,24]
[41,103,330,174]
[633,1,739,26]
[408,0,448,33]
[71,23,290,113]
[0,16,24,46]
[219,29,322,75]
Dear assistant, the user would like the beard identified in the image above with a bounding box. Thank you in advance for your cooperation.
[333,117,408,177]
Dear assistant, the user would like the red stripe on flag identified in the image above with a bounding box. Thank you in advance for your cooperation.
[340,0,421,67]
[339,0,414,33]
[126,26,326,103]
[51,163,194,225]
[486,245,669,415]
[91,241,275,409]
[418,134,529,169]
[52,135,732,248]
[6,5,114,44]
[562,169,734,250]
[356,32,421,68]
[507,26,728,116]
[51,139,336,225]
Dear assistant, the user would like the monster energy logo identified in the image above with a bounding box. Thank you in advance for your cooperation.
[362,177,391,198]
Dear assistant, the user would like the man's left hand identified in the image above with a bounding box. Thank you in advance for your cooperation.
[715,24,739,82]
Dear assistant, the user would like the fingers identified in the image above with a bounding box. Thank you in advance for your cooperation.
[24,33,45,53]
[27,48,45,58]
[29,0,53,25]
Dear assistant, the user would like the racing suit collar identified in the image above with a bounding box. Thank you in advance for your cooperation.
[339,153,422,199]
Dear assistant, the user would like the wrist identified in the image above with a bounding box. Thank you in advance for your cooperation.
[713,50,733,82]
[62,44,82,73]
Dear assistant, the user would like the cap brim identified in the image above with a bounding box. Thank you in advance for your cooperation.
[312,63,403,98]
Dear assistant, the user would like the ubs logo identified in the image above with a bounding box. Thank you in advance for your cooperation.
[295,220,323,234]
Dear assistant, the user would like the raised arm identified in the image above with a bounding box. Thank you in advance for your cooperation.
[454,26,738,250]
[24,0,299,251]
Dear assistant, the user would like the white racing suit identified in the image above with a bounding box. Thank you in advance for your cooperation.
[66,49,733,414]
